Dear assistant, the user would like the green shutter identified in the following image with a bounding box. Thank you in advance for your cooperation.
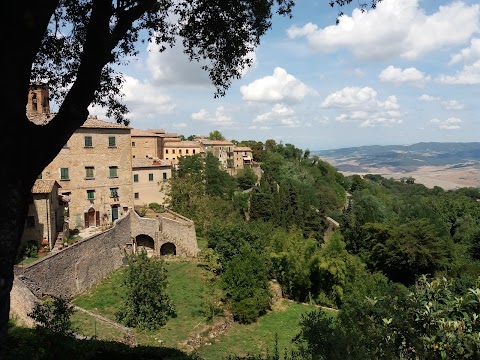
[109,166,118,178]
[149,173,153,181]
[84,136,92,147]
[134,174,139,182]
[108,136,116,147]
[87,190,95,200]
[61,168,69,180]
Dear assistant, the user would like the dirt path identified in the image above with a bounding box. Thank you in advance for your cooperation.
[73,306,137,346]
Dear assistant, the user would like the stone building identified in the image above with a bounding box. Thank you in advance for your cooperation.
[130,128,164,160]
[21,179,64,251]
[200,139,234,169]
[163,140,203,166]
[40,117,134,230]
[232,146,253,171]
[132,157,172,206]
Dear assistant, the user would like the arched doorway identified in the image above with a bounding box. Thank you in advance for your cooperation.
[136,234,155,257]
[160,242,176,256]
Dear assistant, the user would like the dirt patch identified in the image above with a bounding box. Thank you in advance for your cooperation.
[180,311,235,352]
[324,158,480,190]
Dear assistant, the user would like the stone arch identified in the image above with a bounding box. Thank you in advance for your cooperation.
[160,242,176,256]
[135,234,155,257]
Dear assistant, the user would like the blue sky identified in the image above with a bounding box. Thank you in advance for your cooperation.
[89,0,480,151]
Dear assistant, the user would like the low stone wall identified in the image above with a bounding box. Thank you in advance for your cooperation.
[160,212,198,257]
[16,212,132,299]
[11,209,199,323]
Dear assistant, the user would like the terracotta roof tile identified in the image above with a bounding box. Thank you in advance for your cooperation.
[81,117,130,129]
[132,158,171,168]
[234,147,252,152]
[130,128,161,137]
[32,179,60,194]
[164,141,202,148]
[200,140,234,146]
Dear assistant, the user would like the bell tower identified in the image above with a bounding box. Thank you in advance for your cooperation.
[27,83,50,116]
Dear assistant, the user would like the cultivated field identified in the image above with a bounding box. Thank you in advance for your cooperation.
[322,157,480,190]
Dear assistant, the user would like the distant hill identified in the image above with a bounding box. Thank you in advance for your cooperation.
[314,142,480,171]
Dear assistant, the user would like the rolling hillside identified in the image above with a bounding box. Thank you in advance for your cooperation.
[314,142,480,189]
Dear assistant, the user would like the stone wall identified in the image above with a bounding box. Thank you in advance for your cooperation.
[11,208,198,323]
[16,212,132,299]
[159,210,198,257]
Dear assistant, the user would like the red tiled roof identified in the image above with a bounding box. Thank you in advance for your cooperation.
[131,128,161,137]
[32,179,60,194]
[132,158,171,168]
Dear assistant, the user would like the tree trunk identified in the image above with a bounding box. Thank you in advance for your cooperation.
[0,176,31,358]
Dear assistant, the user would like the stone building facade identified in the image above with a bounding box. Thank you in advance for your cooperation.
[40,117,134,230]
[130,128,164,160]
[232,146,253,171]
[200,139,234,169]
[132,157,172,206]
[163,140,203,166]
[21,180,64,251]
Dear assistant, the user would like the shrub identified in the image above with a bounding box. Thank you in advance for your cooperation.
[116,251,176,330]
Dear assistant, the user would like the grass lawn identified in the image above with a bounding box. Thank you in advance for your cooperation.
[71,310,127,342]
[195,300,320,360]
[72,259,326,359]
[73,260,217,351]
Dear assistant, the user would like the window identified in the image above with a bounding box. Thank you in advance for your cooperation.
[186,149,189,154]
[134,192,139,199]
[108,136,116,147]
[132,141,136,147]
[84,136,93,147]
[148,173,154,181]
[193,149,196,154]
[26,216,35,228]
[109,166,118,178]
[110,187,119,198]
[166,157,169,160]
[85,166,94,179]
[87,190,95,200]
[133,174,139,182]
[60,168,69,180]
[172,149,176,154]
[179,149,182,154]
[163,172,167,180]
[166,149,169,154]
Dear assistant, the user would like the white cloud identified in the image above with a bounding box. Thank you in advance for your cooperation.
[248,125,271,130]
[287,0,480,60]
[449,38,480,64]
[172,122,187,129]
[147,41,257,86]
[442,100,464,110]
[240,67,317,103]
[418,94,440,101]
[89,76,175,122]
[379,65,430,86]
[437,60,480,84]
[321,86,402,128]
[253,103,301,128]
[430,117,463,130]
[191,106,234,127]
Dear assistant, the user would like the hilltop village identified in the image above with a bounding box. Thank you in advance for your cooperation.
[23,84,253,254]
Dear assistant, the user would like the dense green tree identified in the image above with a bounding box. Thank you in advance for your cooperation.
[116,252,176,330]
[28,296,75,337]
[222,245,271,324]
[236,167,258,190]
[293,275,480,359]
[208,130,225,141]
[205,153,236,198]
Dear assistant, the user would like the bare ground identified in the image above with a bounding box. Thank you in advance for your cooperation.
[323,158,480,190]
